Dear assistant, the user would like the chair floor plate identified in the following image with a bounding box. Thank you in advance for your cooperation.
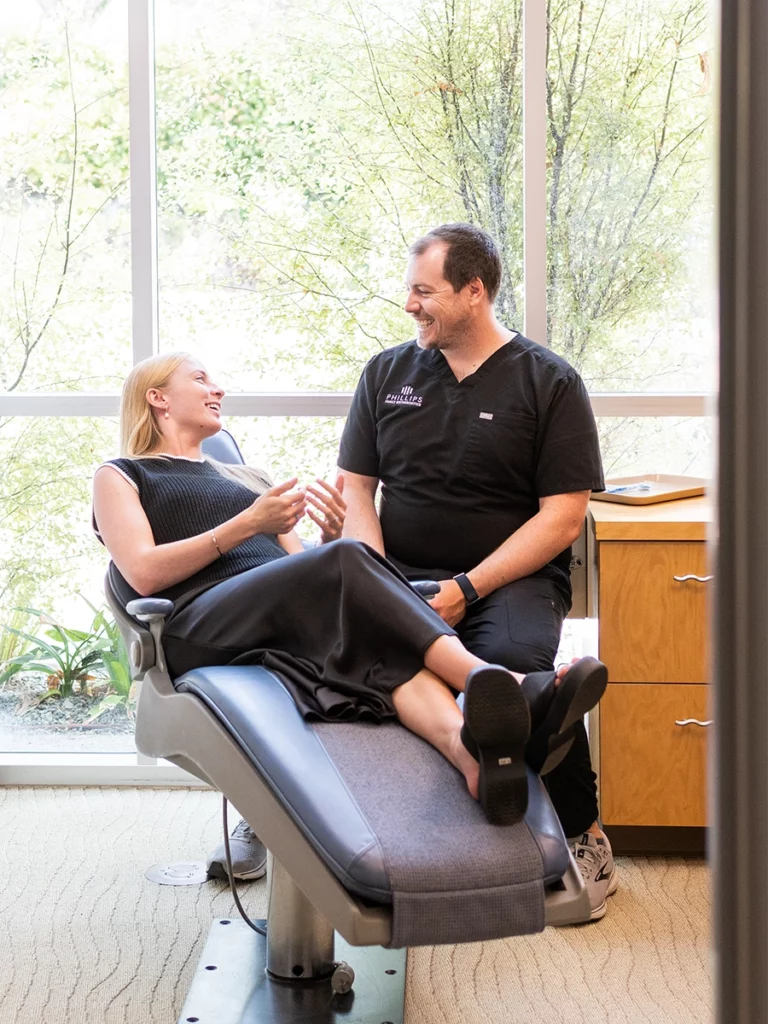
[178,919,406,1024]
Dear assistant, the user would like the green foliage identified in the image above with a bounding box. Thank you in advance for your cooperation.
[0,597,132,714]
[1,0,712,400]
[0,608,32,687]
[151,0,710,394]
[2,606,107,699]
[157,53,267,199]
[0,10,131,396]
[545,0,711,383]
[81,598,135,721]
[0,416,117,612]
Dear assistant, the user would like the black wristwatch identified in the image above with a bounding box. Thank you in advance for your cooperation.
[452,572,480,606]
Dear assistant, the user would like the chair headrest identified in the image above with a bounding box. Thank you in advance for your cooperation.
[201,429,245,466]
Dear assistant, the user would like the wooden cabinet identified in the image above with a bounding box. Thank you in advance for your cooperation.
[598,542,709,683]
[590,496,712,830]
[600,684,709,826]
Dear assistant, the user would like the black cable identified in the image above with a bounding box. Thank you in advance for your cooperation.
[222,795,267,937]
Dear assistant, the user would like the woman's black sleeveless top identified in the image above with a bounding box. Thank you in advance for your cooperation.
[94,456,287,603]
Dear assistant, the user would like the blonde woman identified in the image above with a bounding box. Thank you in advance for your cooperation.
[93,352,608,827]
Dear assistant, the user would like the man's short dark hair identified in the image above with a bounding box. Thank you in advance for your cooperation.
[409,223,502,302]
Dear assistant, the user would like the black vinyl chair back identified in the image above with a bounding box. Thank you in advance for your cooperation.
[201,428,246,466]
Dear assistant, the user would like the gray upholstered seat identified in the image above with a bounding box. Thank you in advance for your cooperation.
[176,667,573,909]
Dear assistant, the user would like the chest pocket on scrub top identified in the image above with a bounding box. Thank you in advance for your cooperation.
[459,410,537,491]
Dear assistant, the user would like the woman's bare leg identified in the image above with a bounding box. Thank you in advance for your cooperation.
[391,668,481,798]
[422,635,486,689]
[422,634,574,692]
[394,647,583,801]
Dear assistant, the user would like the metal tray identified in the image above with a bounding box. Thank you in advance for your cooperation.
[591,473,708,505]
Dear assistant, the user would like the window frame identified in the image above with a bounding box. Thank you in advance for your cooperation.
[0,0,713,783]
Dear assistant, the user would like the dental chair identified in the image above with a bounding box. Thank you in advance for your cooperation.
[105,429,590,1024]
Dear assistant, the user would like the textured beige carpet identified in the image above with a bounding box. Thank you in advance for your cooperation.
[0,788,713,1024]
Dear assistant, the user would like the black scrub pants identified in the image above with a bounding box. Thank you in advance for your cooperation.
[391,560,600,838]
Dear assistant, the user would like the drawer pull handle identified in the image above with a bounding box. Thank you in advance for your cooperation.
[674,718,712,727]
[673,574,714,583]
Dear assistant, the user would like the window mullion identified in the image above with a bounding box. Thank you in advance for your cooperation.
[0,393,711,418]
[128,0,159,363]
[523,0,548,344]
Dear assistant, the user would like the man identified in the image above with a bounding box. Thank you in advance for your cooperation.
[337,223,617,921]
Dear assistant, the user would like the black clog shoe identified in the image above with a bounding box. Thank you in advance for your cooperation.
[521,656,608,775]
[461,666,531,826]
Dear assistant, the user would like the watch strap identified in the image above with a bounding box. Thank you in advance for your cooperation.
[452,572,480,605]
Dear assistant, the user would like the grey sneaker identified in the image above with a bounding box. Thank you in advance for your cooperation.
[206,818,267,881]
[569,830,618,921]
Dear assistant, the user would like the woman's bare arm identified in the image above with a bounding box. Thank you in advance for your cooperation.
[93,465,306,596]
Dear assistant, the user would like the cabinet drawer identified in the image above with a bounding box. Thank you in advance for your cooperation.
[600,683,709,827]
[599,541,710,682]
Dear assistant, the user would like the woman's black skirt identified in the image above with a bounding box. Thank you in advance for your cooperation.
[161,540,456,723]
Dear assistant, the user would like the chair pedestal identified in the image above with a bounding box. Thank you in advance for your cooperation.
[265,854,336,980]
[176,859,407,1024]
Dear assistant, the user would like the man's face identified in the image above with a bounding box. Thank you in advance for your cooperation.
[404,242,473,350]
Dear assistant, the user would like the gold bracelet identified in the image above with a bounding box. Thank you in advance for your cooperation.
[210,531,222,556]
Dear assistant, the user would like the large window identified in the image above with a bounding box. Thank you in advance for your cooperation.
[0,4,132,393]
[546,1,712,393]
[0,416,131,754]
[0,4,133,759]
[0,0,714,773]
[155,0,525,391]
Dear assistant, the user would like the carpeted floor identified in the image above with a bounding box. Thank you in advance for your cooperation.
[0,788,713,1024]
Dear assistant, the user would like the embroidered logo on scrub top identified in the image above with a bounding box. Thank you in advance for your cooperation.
[384,384,423,407]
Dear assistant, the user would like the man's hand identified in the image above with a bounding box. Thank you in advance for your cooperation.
[429,579,467,627]
[306,476,346,544]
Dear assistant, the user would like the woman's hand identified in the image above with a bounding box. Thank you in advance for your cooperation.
[305,476,346,544]
[249,478,307,535]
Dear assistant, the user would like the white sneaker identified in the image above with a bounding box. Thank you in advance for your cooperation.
[569,830,618,921]
[206,818,267,881]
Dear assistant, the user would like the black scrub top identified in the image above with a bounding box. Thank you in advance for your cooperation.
[338,334,605,592]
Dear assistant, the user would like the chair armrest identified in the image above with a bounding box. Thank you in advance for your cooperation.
[124,598,175,676]
[126,598,175,623]
[411,580,440,600]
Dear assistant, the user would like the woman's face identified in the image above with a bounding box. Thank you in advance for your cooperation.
[150,357,225,436]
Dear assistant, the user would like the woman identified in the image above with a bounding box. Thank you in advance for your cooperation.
[93,352,608,826]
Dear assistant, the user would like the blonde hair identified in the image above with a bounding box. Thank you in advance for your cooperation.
[120,351,191,457]
[119,352,272,495]
[207,458,273,496]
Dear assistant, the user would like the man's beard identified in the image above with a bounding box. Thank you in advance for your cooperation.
[417,313,471,351]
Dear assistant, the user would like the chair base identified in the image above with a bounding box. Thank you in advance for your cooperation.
[177,919,407,1024]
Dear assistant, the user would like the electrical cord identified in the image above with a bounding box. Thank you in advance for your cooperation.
[222,795,267,937]
[222,797,354,994]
